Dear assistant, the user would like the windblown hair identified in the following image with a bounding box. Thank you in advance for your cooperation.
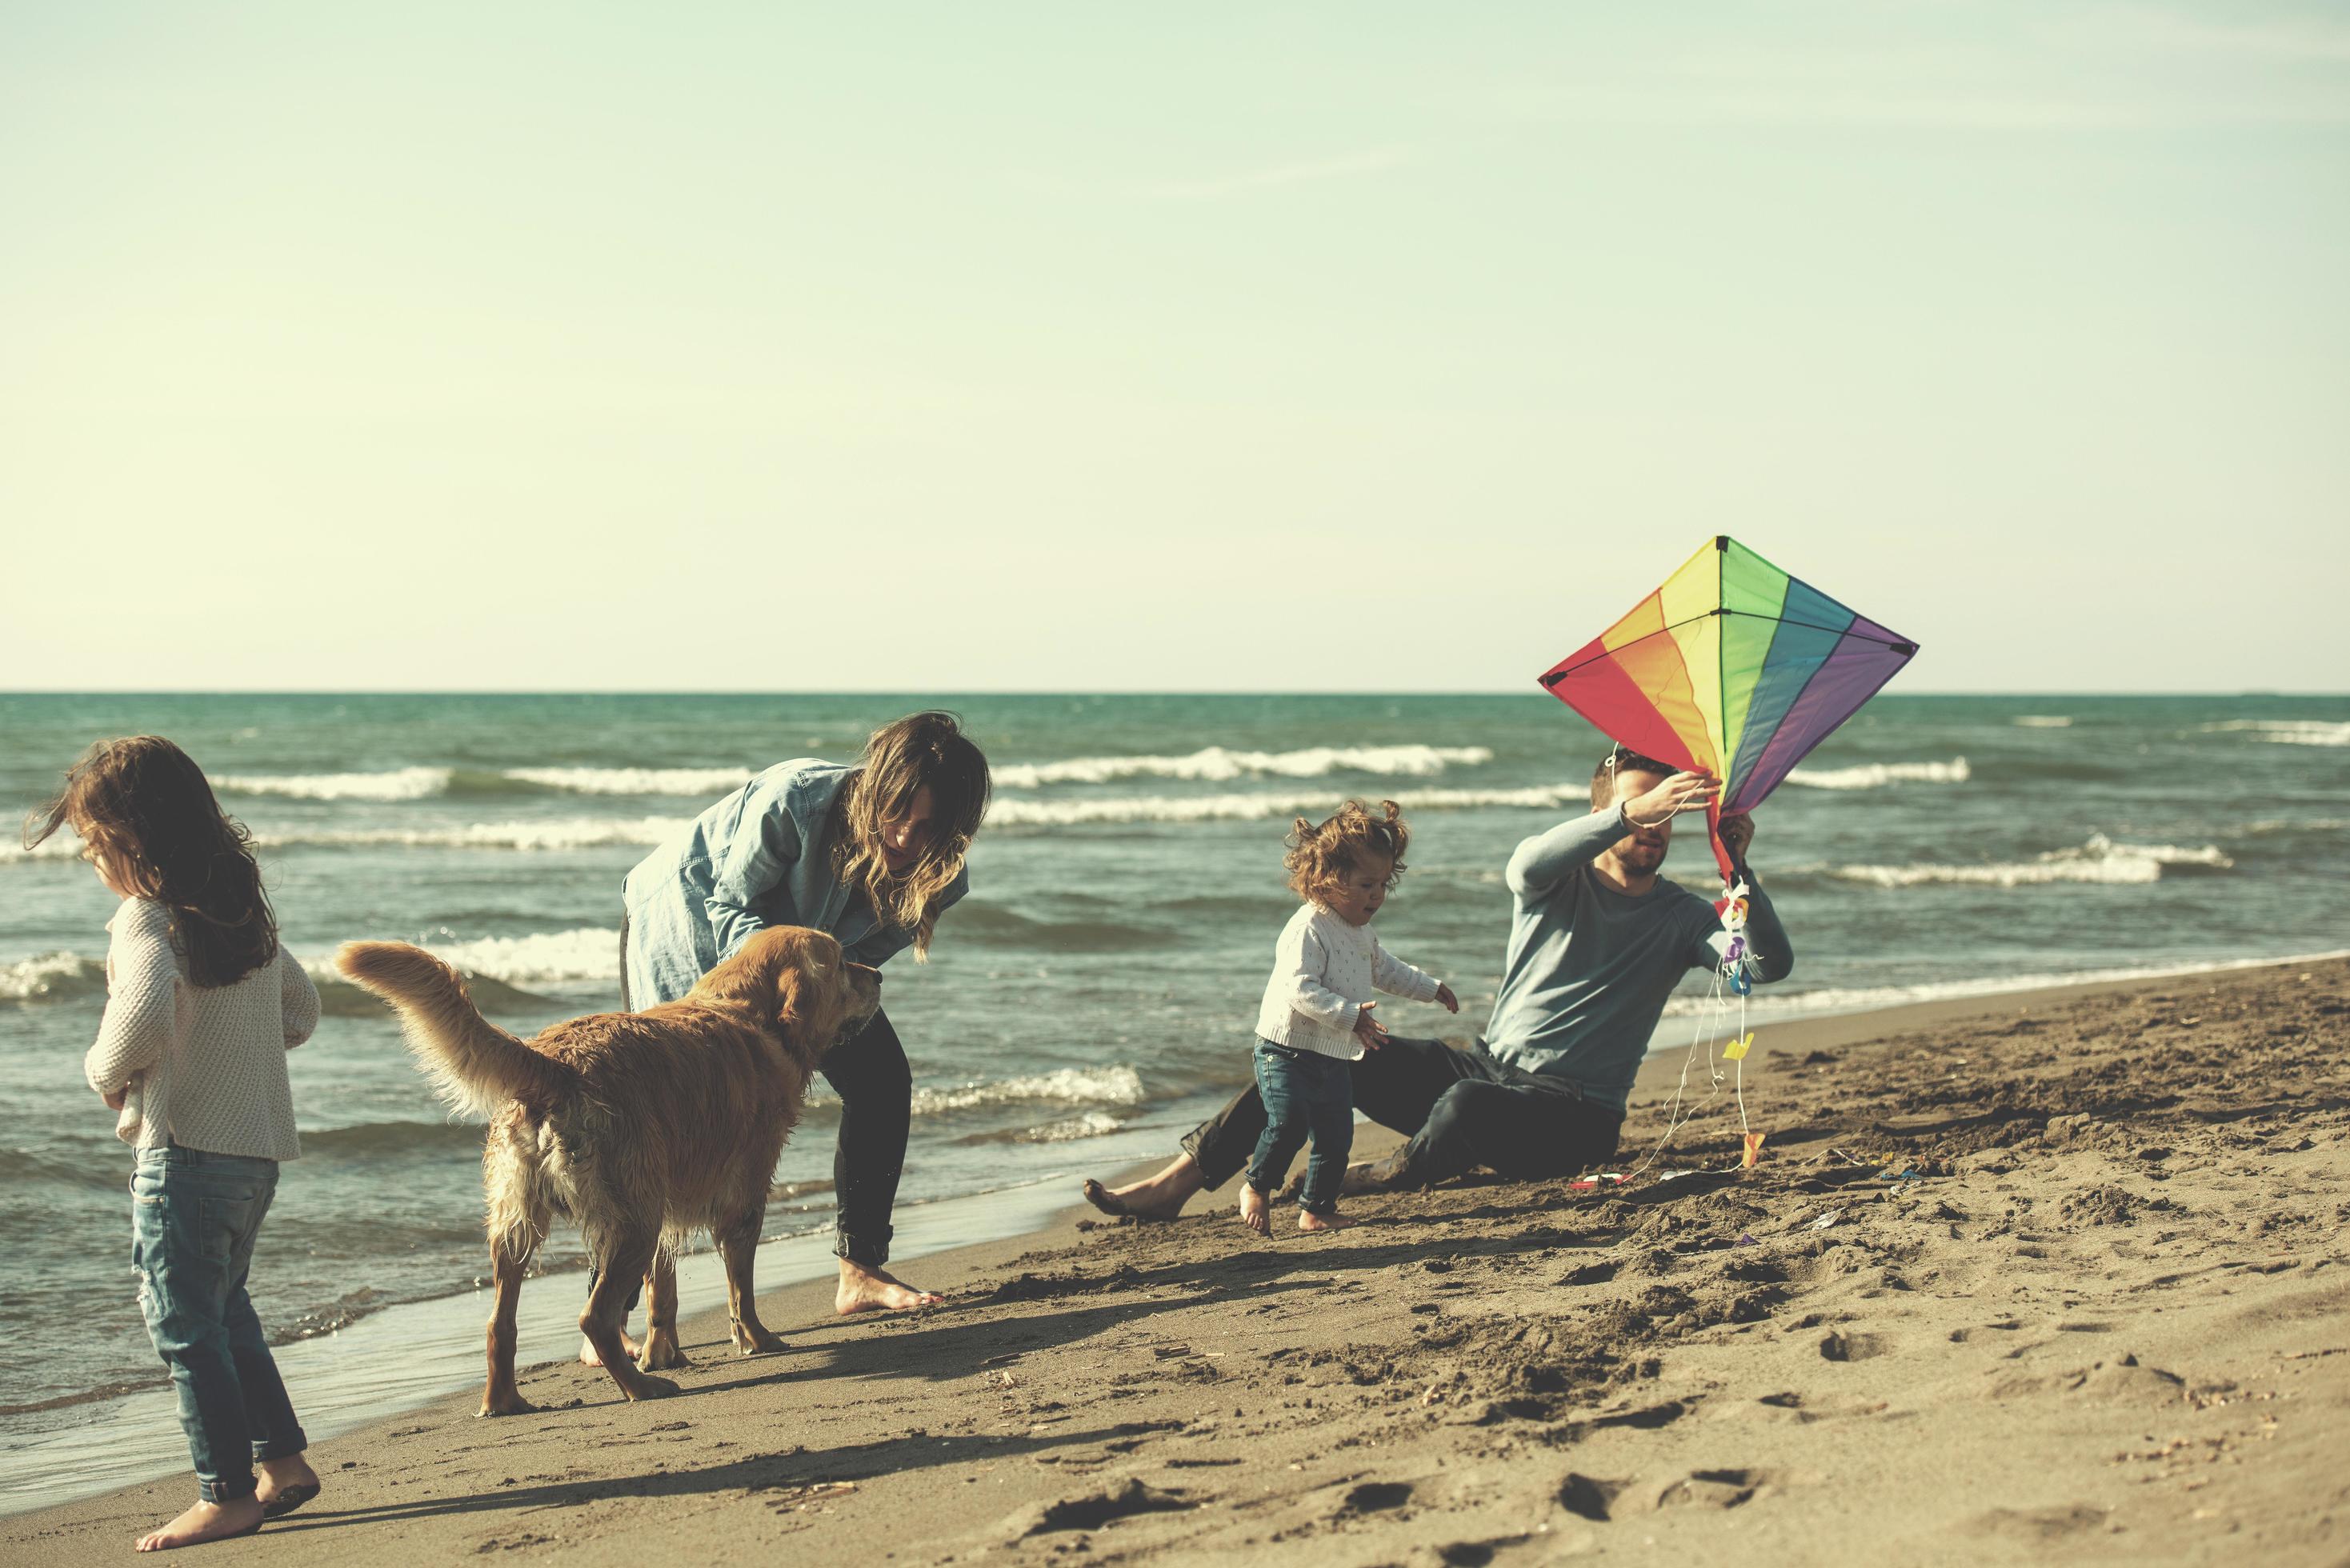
[1589,745,1678,810]
[828,711,991,961]
[25,736,279,988]
[1285,798,1409,904]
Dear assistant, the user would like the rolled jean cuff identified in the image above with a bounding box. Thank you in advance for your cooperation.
[252,1428,308,1464]
[199,1470,258,1504]
[833,1225,891,1269]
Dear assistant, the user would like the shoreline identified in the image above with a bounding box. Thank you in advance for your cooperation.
[9,950,2347,1561]
[6,946,2347,1522]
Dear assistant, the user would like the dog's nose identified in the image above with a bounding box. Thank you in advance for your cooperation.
[848,962,883,987]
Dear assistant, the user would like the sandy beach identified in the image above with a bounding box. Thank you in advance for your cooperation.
[8,955,2345,1566]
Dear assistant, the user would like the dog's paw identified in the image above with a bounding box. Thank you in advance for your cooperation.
[732,1326,787,1357]
[625,1376,682,1402]
[638,1333,691,1372]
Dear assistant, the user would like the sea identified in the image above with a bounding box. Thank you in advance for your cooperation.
[2,690,2344,1506]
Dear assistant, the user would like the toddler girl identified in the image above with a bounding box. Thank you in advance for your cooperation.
[1243,799,1457,1234]
[27,737,323,1551]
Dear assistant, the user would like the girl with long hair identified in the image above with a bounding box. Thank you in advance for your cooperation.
[28,737,324,1550]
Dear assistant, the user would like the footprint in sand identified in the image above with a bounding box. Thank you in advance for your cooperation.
[1655,1467,1772,1509]
[1818,1330,1890,1362]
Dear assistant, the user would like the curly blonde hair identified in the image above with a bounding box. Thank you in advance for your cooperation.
[1284,798,1409,904]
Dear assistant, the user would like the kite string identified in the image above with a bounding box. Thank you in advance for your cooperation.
[1619,964,1729,1184]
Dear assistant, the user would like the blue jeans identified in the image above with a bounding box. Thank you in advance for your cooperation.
[131,1145,308,1502]
[1244,1041,1355,1216]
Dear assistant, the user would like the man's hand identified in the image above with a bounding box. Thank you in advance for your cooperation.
[1433,982,1459,1014]
[1623,770,1718,827]
[1717,811,1755,865]
[1351,1002,1387,1052]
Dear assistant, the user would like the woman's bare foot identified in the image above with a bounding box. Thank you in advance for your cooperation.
[578,1327,641,1367]
[256,1453,321,1518]
[135,1495,263,1551]
[1083,1153,1207,1222]
[1238,1185,1270,1234]
[1298,1209,1354,1232]
[836,1259,943,1315]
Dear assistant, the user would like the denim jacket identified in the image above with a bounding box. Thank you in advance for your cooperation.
[620,758,967,1006]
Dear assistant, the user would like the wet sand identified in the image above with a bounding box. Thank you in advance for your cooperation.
[10,957,2347,1565]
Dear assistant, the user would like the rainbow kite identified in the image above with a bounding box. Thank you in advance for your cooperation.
[1539,536,1919,882]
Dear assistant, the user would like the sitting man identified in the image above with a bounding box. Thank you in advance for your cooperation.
[1083,747,1792,1214]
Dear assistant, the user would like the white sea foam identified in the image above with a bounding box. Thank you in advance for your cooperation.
[993,744,1493,790]
[425,929,620,986]
[1782,758,1971,791]
[2012,715,2073,728]
[1660,946,2350,1024]
[0,953,105,1002]
[254,818,691,854]
[1826,834,2232,889]
[906,1066,1146,1115]
[215,767,455,802]
[987,783,1584,828]
[1012,1111,1126,1143]
[2200,719,2350,746]
[499,766,755,796]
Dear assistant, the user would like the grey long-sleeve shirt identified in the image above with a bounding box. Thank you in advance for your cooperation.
[1481,806,1793,1110]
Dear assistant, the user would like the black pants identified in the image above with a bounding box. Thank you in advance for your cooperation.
[1181,1036,1622,1192]
[598,920,911,1311]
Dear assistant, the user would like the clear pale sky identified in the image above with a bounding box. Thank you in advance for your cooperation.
[3,4,2344,692]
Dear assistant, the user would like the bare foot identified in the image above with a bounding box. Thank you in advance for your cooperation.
[1082,1153,1206,1222]
[1238,1185,1270,1234]
[256,1453,321,1518]
[637,1327,690,1371]
[135,1495,262,1551]
[578,1328,642,1367]
[835,1261,943,1315]
[1298,1209,1355,1232]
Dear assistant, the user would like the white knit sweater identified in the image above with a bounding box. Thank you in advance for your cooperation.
[1253,902,1440,1061]
[83,899,315,1161]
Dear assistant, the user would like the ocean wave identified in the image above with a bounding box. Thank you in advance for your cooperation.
[301,1120,490,1156]
[2200,719,2350,747]
[950,906,1175,953]
[1824,834,2233,889]
[2012,716,2073,728]
[262,817,689,854]
[418,928,619,986]
[987,783,1587,828]
[994,743,1492,790]
[1661,946,2350,1022]
[498,766,755,796]
[958,1110,1127,1146]
[214,766,454,802]
[0,953,106,1003]
[1782,758,1970,791]
[897,1066,1145,1116]
[214,766,755,801]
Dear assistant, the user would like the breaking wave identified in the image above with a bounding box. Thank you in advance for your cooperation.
[2200,719,2350,747]
[2012,716,2073,728]
[993,744,1492,790]
[1824,834,2233,889]
[214,766,755,801]
[987,784,1586,828]
[1783,758,1970,790]
[903,1066,1145,1117]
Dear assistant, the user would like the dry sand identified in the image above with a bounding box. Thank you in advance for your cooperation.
[8,957,2347,1565]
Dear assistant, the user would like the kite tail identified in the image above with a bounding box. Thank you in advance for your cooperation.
[1707,798,1735,886]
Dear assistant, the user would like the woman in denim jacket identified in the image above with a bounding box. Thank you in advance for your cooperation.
[589,711,991,1361]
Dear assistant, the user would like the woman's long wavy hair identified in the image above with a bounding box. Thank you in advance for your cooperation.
[25,736,279,988]
[828,712,991,961]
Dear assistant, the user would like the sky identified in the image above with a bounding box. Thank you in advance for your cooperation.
[2,3,2344,692]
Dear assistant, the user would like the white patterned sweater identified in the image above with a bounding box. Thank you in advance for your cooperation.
[83,898,317,1161]
[1253,902,1441,1062]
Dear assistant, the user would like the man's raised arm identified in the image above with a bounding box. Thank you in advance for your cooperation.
[1504,806,1629,900]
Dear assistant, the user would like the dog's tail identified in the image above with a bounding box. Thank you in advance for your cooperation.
[335,942,574,1117]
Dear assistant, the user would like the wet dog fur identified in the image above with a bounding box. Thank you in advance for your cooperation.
[335,926,880,1413]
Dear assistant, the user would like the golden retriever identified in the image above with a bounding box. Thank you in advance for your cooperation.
[334,926,880,1414]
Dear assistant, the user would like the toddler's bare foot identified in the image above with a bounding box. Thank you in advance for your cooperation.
[135,1495,263,1551]
[1238,1185,1271,1234]
[1298,1210,1354,1232]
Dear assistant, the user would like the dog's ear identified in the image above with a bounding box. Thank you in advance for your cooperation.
[772,933,847,1050]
